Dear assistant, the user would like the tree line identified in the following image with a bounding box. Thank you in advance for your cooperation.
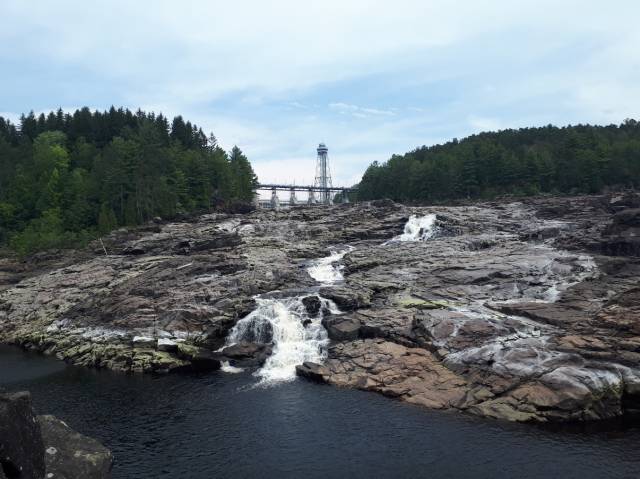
[0,107,258,255]
[356,120,640,202]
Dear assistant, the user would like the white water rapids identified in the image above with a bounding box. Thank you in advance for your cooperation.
[307,246,354,284]
[223,246,351,384]
[225,295,339,384]
[386,214,437,243]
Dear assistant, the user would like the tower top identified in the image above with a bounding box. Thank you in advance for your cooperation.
[317,143,328,154]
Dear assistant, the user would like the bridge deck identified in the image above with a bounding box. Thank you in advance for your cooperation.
[257,183,355,191]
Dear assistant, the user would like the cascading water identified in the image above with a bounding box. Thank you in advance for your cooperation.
[386,214,437,243]
[223,244,353,383]
[307,246,354,284]
[225,295,339,384]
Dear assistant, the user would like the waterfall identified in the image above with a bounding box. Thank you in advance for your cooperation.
[387,214,437,243]
[225,295,338,384]
[307,246,354,284]
[222,243,353,383]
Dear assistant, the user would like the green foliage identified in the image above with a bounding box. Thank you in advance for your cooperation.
[97,203,118,234]
[229,146,258,202]
[0,107,258,255]
[355,121,640,202]
[10,208,69,255]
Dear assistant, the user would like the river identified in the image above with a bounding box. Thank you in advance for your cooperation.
[1,345,639,479]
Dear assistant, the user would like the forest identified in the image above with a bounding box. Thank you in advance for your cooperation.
[356,120,640,202]
[0,107,257,255]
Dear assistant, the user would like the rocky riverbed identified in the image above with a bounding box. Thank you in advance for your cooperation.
[1,193,639,423]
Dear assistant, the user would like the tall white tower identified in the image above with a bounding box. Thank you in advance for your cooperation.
[313,142,333,204]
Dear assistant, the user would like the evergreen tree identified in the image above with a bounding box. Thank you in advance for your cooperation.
[0,107,259,255]
[356,121,640,202]
[229,146,258,201]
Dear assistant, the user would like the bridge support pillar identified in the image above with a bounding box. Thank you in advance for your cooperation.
[307,188,315,205]
[270,188,280,209]
[342,189,349,204]
[289,188,297,206]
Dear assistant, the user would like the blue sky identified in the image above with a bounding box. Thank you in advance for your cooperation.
[1,0,639,186]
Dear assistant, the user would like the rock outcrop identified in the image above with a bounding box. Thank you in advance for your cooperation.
[38,415,113,479]
[0,391,112,478]
[0,391,45,478]
[2,193,640,423]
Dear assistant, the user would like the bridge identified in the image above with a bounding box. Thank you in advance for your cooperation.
[255,183,355,208]
[255,143,355,209]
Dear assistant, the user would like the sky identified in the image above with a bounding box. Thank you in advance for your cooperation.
[1,0,639,187]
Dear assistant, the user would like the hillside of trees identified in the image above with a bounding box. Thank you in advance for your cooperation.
[356,120,640,203]
[0,107,258,255]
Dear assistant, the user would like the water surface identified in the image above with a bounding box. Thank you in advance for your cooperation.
[1,345,638,479]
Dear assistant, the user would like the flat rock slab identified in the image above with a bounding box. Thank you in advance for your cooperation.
[323,339,471,409]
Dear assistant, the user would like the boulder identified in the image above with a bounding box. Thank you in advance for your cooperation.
[301,295,322,317]
[220,342,272,367]
[157,338,178,353]
[319,287,371,311]
[0,391,45,479]
[322,316,361,341]
[175,344,221,371]
[38,415,113,479]
[296,362,329,382]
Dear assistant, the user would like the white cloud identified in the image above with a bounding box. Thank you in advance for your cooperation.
[1,0,639,186]
[467,115,504,133]
[328,102,396,118]
[0,111,20,124]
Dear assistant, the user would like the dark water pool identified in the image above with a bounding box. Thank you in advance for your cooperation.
[1,345,639,479]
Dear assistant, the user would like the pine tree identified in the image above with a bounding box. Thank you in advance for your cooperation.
[229,146,258,202]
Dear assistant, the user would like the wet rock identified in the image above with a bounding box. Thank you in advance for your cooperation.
[296,362,330,382]
[319,286,371,310]
[301,296,322,317]
[220,342,272,367]
[491,302,588,328]
[352,308,414,345]
[175,343,221,371]
[0,391,45,479]
[157,337,179,352]
[38,415,113,479]
[322,316,361,341]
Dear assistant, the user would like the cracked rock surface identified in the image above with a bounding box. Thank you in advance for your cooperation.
[1,194,640,422]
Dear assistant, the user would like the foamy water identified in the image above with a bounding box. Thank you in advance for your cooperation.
[225,295,339,384]
[307,246,354,284]
[386,214,437,243]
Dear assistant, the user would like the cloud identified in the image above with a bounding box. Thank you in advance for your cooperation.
[0,111,20,124]
[467,115,504,133]
[328,102,396,118]
[1,0,639,186]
